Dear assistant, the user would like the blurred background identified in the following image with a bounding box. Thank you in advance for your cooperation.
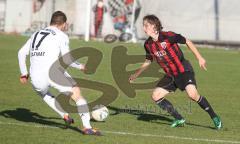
[0,0,239,47]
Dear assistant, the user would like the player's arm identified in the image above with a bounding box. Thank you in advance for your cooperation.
[168,32,207,71]
[18,39,31,84]
[60,36,86,71]
[129,59,152,83]
[129,44,153,83]
[185,39,207,71]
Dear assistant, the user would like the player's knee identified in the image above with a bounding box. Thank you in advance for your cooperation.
[185,85,200,101]
[71,94,81,102]
[72,86,80,94]
[152,89,167,101]
[71,87,82,101]
[187,91,200,101]
[35,89,48,98]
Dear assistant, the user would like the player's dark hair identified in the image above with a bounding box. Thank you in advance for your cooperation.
[50,11,67,25]
[143,14,163,32]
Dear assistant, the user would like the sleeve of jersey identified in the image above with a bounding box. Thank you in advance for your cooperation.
[18,39,31,76]
[144,43,153,61]
[60,36,84,70]
[168,31,186,44]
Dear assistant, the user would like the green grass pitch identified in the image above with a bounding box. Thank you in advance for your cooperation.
[0,34,240,144]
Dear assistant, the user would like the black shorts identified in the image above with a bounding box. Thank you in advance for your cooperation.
[156,72,197,92]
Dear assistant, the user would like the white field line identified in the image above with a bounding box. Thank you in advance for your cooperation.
[0,121,240,144]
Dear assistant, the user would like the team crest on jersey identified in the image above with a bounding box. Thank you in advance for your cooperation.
[160,42,167,49]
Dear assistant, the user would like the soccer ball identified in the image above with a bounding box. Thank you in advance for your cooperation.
[91,105,109,121]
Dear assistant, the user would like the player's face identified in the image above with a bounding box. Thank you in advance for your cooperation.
[143,20,157,37]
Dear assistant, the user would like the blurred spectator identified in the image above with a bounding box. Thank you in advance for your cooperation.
[33,0,46,13]
[92,0,107,38]
[113,14,127,33]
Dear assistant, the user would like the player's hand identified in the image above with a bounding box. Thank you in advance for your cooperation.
[20,75,29,84]
[129,74,137,83]
[80,64,87,72]
[198,57,207,71]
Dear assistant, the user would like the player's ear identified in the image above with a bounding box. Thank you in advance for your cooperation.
[62,22,68,31]
[153,25,158,34]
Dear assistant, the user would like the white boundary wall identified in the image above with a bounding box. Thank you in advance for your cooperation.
[136,0,240,41]
[2,0,240,42]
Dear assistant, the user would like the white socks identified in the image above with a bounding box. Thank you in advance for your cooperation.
[43,93,66,118]
[42,93,92,129]
[76,99,92,129]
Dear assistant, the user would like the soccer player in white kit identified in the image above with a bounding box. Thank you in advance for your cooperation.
[18,11,101,135]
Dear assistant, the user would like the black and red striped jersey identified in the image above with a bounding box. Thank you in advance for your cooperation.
[144,31,193,76]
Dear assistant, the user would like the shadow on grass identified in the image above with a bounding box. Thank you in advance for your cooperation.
[108,106,172,126]
[185,122,215,130]
[108,106,215,129]
[0,108,84,134]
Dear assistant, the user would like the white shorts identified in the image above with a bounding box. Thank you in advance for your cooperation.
[30,71,76,96]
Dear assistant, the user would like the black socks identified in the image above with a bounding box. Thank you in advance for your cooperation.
[156,98,183,120]
[156,96,217,120]
[197,96,217,119]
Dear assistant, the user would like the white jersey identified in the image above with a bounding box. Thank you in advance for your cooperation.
[18,26,83,79]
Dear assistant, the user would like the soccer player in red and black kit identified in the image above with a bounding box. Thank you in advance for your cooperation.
[129,15,222,129]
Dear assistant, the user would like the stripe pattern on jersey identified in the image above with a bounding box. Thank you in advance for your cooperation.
[144,31,186,76]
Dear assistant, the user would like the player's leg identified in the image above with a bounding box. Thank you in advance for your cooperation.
[185,84,216,114]
[42,92,67,118]
[185,84,222,129]
[153,76,185,127]
[70,86,91,129]
[42,92,74,126]
[181,71,222,129]
[31,79,72,126]
[49,74,101,135]
[70,86,101,135]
